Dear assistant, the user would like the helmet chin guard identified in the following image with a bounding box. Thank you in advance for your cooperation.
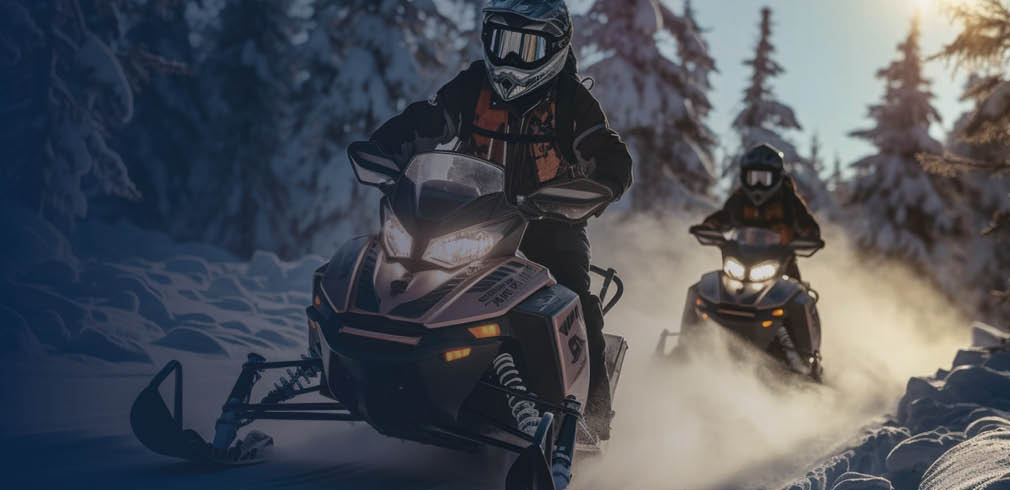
[485,49,568,101]
[743,179,782,206]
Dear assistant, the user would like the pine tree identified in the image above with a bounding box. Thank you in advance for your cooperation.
[946,76,1010,324]
[730,7,802,183]
[846,17,963,275]
[577,0,716,213]
[792,131,835,214]
[923,0,1010,172]
[666,0,719,203]
[921,0,1010,323]
[279,0,482,256]
[1,0,142,225]
[175,0,302,258]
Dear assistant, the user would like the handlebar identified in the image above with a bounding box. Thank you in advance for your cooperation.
[689,225,824,257]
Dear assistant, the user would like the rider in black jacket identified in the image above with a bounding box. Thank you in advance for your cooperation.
[368,0,632,440]
[700,144,821,279]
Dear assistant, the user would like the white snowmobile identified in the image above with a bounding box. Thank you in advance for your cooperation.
[130,144,628,490]
[656,225,825,381]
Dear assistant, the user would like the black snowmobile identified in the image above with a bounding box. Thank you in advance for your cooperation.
[130,144,628,490]
[656,225,825,381]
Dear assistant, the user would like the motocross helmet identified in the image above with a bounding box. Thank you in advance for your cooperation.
[739,143,785,206]
[481,0,572,102]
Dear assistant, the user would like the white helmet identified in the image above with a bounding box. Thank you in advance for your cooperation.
[481,0,573,102]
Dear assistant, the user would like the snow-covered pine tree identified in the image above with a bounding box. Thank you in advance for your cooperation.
[729,7,803,193]
[664,0,719,208]
[941,75,1010,324]
[1,0,141,225]
[792,132,835,214]
[576,0,715,213]
[920,0,1010,175]
[923,0,1010,323]
[846,17,964,279]
[278,0,483,257]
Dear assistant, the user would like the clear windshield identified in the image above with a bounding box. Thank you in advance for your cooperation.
[403,152,505,220]
[728,227,783,246]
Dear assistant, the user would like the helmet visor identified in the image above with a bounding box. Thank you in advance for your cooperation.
[486,27,550,66]
[745,170,775,188]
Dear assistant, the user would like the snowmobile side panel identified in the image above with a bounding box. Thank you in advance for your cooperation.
[784,291,821,355]
[512,285,589,408]
[603,333,628,400]
[320,236,373,313]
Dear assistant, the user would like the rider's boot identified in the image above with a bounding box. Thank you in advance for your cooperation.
[582,293,613,441]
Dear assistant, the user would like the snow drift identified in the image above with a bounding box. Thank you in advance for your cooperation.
[783,323,1010,490]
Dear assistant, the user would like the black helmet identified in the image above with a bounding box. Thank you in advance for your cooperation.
[739,143,785,206]
[481,0,572,102]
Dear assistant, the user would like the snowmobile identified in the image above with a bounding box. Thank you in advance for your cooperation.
[130,143,628,490]
[655,225,825,381]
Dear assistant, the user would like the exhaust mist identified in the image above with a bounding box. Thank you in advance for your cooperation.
[582,214,967,489]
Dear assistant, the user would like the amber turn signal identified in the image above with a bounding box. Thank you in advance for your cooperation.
[772,308,784,317]
[444,347,472,362]
[761,320,773,328]
[468,323,501,339]
[695,298,703,306]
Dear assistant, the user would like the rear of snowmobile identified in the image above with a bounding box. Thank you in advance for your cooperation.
[130,144,628,490]
[656,226,825,381]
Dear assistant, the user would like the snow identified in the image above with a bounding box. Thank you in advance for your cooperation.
[781,323,1010,490]
[3,209,325,364]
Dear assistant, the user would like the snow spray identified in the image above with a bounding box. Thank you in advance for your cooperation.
[579,214,968,489]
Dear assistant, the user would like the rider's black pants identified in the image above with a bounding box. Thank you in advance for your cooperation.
[519,220,611,419]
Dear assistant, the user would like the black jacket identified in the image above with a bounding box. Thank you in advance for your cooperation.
[369,61,633,201]
[701,178,821,243]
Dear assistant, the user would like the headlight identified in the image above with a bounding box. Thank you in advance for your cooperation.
[723,257,746,280]
[423,223,505,268]
[382,212,412,258]
[748,261,780,282]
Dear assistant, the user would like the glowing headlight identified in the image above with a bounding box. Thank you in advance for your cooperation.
[748,261,780,282]
[723,257,746,280]
[382,212,412,258]
[423,225,504,268]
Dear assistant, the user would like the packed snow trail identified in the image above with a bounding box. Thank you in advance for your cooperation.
[1,213,971,489]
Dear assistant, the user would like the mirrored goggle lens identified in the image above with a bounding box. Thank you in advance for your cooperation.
[746,170,774,187]
[489,28,548,63]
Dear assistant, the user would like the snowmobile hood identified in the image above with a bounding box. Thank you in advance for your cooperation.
[696,270,805,309]
[320,237,555,328]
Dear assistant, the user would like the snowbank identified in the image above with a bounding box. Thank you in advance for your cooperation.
[1,209,326,364]
[782,322,1010,490]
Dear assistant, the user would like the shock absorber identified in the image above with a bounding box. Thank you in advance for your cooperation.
[260,351,322,404]
[493,353,541,436]
[775,326,811,375]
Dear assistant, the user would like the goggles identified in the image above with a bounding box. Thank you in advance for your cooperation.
[485,27,550,65]
[745,170,777,188]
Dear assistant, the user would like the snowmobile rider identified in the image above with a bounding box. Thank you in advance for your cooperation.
[698,143,820,280]
[364,0,633,440]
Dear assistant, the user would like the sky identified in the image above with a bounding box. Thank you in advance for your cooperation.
[569,0,972,172]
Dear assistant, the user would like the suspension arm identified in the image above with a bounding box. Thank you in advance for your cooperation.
[479,380,582,417]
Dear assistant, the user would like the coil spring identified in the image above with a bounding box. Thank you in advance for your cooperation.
[493,353,541,436]
[775,326,810,375]
[261,351,321,404]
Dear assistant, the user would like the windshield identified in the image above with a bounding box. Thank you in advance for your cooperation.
[728,227,783,246]
[403,152,505,220]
